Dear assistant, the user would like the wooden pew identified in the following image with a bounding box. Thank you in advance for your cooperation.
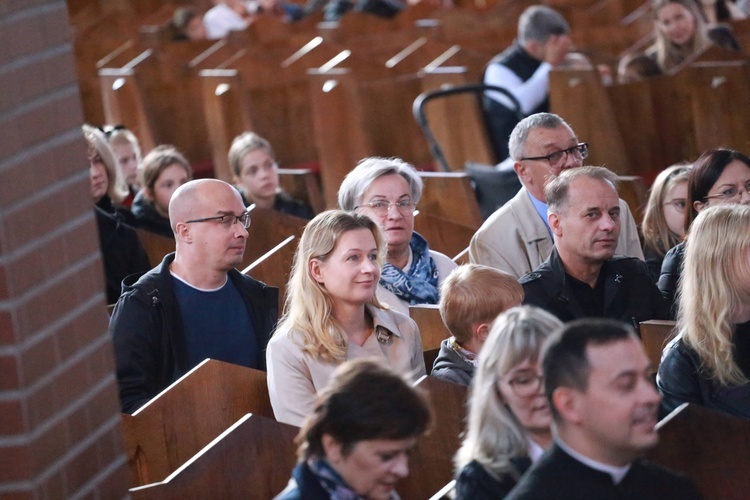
[424,347,441,375]
[121,359,276,487]
[135,228,175,268]
[617,175,648,227]
[410,304,451,350]
[99,39,223,164]
[199,35,342,182]
[130,413,299,499]
[414,213,477,262]
[242,235,297,311]
[278,168,325,215]
[647,403,750,499]
[396,376,468,499]
[418,172,483,229]
[243,207,308,267]
[639,320,677,372]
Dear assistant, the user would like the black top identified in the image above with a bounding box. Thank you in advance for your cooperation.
[520,249,673,328]
[275,462,333,500]
[131,189,174,238]
[94,196,151,304]
[506,444,700,500]
[455,457,531,500]
[241,191,315,220]
[658,322,750,419]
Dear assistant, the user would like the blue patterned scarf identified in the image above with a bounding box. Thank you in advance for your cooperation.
[380,232,440,305]
[307,457,400,500]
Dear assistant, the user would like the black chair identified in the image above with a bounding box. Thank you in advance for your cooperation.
[412,83,523,172]
[465,162,522,220]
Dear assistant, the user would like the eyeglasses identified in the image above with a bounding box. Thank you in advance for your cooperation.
[520,143,589,167]
[504,371,544,398]
[185,211,251,229]
[704,183,750,202]
[663,199,687,213]
[355,200,416,217]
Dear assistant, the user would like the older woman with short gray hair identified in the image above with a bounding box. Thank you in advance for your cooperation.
[338,157,457,315]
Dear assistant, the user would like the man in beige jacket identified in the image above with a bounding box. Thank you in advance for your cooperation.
[469,113,643,278]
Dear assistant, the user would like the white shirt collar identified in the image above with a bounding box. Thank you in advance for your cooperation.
[526,437,545,463]
[556,438,631,484]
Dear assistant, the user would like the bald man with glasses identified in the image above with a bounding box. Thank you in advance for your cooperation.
[470,113,643,279]
[110,179,279,413]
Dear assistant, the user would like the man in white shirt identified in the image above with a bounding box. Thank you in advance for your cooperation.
[483,5,572,160]
[204,0,251,39]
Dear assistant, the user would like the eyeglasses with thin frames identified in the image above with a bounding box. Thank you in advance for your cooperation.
[355,200,417,217]
[520,142,589,167]
[704,183,750,202]
[503,371,544,398]
[185,211,251,229]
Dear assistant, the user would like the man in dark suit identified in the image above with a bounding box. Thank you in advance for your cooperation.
[507,318,700,499]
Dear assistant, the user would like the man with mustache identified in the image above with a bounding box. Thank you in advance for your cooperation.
[110,179,279,413]
[520,167,670,325]
[507,319,700,499]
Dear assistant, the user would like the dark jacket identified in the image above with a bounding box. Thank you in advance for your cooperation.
[110,253,279,413]
[240,191,315,220]
[275,462,331,500]
[455,458,531,500]
[94,196,151,304]
[431,338,474,386]
[507,444,700,500]
[520,249,672,328]
[131,190,174,238]
[657,241,684,313]
[658,328,750,419]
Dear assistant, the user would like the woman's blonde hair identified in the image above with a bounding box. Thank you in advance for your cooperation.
[679,204,750,386]
[275,210,387,362]
[82,124,128,203]
[642,163,691,257]
[650,0,711,72]
[455,306,562,479]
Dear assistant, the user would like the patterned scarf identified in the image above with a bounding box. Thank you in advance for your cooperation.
[380,232,440,305]
[307,458,400,500]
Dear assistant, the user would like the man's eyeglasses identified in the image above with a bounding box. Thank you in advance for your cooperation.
[704,183,750,202]
[520,143,589,167]
[356,200,417,217]
[185,211,251,229]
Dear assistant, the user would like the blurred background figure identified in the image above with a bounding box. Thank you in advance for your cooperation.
[275,358,433,499]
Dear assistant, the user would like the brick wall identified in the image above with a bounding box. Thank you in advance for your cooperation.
[0,2,129,498]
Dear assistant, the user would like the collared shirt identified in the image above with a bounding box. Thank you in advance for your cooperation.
[527,437,546,463]
[556,438,631,484]
[527,191,553,237]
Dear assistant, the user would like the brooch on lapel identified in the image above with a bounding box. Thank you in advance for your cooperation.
[614,274,623,283]
[376,327,393,345]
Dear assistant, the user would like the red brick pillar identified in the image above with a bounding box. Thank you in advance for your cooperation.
[0,2,129,497]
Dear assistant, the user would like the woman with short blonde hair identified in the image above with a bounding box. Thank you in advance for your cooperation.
[658,204,750,418]
[267,210,426,427]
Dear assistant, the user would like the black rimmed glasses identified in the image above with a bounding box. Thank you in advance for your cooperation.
[185,211,251,229]
[704,183,750,202]
[356,200,417,217]
[520,142,589,167]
